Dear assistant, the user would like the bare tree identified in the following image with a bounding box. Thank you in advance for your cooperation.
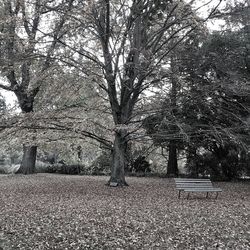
[78,0,217,186]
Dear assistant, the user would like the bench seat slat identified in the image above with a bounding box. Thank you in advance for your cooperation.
[176,183,212,185]
[176,181,212,183]
[176,183,213,185]
[176,182,212,186]
[176,186,213,190]
[174,178,210,181]
[177,186,213,188]
[174,178,210,180]
[184,188,222,192]
[175,179,211,181]
[175,181,211,183]
[177,187,221,192]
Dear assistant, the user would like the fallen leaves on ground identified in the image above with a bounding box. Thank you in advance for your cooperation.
[0,174,249,249]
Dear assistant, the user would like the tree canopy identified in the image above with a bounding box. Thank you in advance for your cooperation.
[0,0,249,182]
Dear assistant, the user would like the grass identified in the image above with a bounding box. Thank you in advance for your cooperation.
[0,174,249,249]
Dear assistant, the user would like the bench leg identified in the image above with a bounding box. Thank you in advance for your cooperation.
[187,192,190,199]
[178,190,181,199]
[215,192,219,199]
[206,192,209,198]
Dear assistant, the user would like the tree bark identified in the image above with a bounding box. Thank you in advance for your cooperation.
[186,146,199,177]
[107,130,128,186]
[167,140,178,177]
[16,93,37,174]
[17,145,37,174]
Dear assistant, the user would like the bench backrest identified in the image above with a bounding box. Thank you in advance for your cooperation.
[174,178,211,181]
[174,178,213,190]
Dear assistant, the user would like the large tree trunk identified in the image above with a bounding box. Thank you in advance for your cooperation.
[107,130,128,186]
[16,95,38,174]
[167,141,178,177]
[17,145,37,174]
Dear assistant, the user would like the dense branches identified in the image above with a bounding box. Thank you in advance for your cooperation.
[0,0,248,181]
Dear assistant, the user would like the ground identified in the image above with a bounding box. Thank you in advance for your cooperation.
[0,174,249,250]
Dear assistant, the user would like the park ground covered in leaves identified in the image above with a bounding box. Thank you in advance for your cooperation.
[0,174,249,250]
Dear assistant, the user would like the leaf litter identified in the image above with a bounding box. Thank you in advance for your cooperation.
[0,174,249,249]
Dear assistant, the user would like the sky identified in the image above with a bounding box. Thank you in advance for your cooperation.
[0,77,17,109]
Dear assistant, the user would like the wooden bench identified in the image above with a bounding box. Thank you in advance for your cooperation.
[174,178,222,199]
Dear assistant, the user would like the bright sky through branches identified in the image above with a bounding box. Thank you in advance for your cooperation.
[0,0,227,110]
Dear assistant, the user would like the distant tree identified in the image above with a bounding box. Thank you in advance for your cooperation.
[142,24,208,176]
[142,57,182,177]
[144,4,250,179]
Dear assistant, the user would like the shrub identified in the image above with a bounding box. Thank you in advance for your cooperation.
[45,164,85,175]
[35,161,50,173]
[186,150,249,181]
[0,166,5,174]
[0,164,20,174]
[131,156,151,173]
[89,152,111,175]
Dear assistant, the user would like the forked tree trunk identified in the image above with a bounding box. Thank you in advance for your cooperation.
[17,145,37,174]
[167,141,178,177]
[107,131,128,186]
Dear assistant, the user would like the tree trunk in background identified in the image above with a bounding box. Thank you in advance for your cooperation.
[108,131,128,186]
[167,55,179,177]
[17,145,37,174]
[16,95,37,174]
[167,141,178,177]
[186,146,198,177]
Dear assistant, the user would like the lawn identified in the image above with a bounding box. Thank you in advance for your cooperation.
[0,174,249,249]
